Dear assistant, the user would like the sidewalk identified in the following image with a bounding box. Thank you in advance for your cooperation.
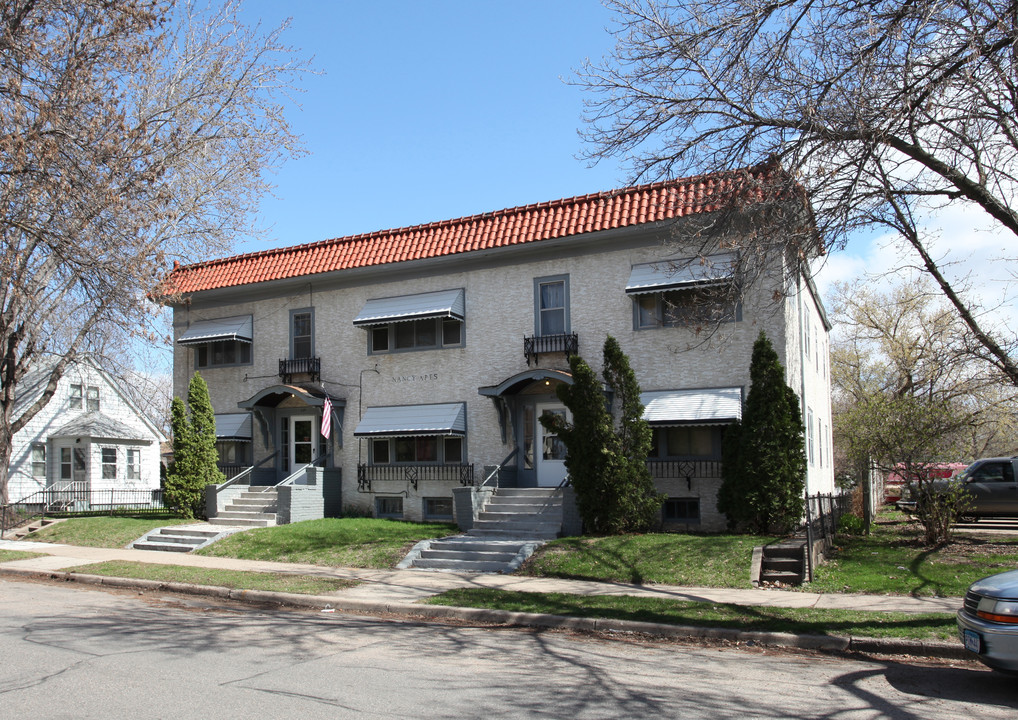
[0,537,968,659]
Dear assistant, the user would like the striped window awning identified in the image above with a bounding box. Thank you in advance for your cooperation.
[353,288,465,326]
[625,253,737,295]
[354,403,467,437]
[177,315,253,345]
[641,387,743,426]
[214,413,252,441]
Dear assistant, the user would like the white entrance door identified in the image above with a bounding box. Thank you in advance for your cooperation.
[535,403,569,487]
[289,416,317,476]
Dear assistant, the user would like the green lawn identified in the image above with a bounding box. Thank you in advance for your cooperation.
[426,588,958,641]
[197,517,459,568]
[811,518,1018,597]
[521,533,778,587]
[20,515,190,548]
[65,560,358,595]
[0,550,44,562]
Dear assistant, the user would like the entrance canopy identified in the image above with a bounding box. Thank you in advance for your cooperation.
[641,387,742,426]
[478,369,572,398]
[354,403,466,437]
[353,288,465,326]
[625,253,737,295]
[238,384,344,410]
[177,315,253,345]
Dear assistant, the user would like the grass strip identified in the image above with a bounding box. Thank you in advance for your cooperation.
[64,560,359,595]
[24,515,190,549]
[522,533,777,587]
[0,550,44,562]
[198,517,459,568]
[425,588,959,641]
[810,518,1018,597]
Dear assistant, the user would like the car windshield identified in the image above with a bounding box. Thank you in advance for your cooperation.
[954,462,981,482]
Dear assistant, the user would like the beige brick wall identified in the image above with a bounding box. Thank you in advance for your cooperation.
[173,222,832,525]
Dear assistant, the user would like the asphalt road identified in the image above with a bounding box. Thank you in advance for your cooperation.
[1,578,1015,719]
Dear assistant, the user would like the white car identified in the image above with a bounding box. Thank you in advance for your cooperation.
[957,569,1018,673]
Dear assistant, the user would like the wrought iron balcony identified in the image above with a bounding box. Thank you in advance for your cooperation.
[357,463,475,491]
[278,356,321,383]
[523,332,579,366]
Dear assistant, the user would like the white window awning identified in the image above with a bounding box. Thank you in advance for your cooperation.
[353,288,465,326]
[177,315,253,345]
[625,253,737,295]
[354,403,467,437]
[215,413,252,441]
[641,387,743,426]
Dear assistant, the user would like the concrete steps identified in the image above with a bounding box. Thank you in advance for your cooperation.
[132,527,223,553]
[759,540,806,585]
[402,487,564,573]
[208,489,278,528]
[1,517,64,540]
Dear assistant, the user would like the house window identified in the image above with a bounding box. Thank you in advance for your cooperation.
[126,448,141,480]
[423,497,454,521]
[196,340,251,368]
[375,496,403,519]
[291,309,314,359]
[86,386,99,412]
[31,445,46,478]
[216,441,250,467]
[635,288,738,329]
[370,436,464,465]
[650,427,715,458]
[663,498,700,524]
[101,448,117,479]
[70,384,83,409]
[535,276,568,335]
[369,318,463,354]
[804,311,811,358]
[60,448,72,480]
[807,408,815,466]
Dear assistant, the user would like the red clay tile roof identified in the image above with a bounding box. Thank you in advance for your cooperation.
[163,165,788,296]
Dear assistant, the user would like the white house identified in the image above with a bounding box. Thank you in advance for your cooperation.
[163,167,834,532]
[7,361,166,504]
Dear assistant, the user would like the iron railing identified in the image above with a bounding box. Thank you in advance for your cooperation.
[357,463,475,492]
[646,459,723,480]
[217,463,249,480]
[524,333,578,366]
[801,493,853,582]
[2,488,166,538]
[479,447,520,493]
[278,356,321,383]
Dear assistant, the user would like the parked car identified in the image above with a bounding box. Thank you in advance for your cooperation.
[896,457,1018,519]
[957,569,1018,673]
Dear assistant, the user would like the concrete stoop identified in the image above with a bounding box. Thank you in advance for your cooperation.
[401,487,563,573]
[132,527,226,553]
[208,488,278,528]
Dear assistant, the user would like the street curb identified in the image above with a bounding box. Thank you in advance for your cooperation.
[0,565,969,660]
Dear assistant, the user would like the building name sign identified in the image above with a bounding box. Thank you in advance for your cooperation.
[391,373,439,384]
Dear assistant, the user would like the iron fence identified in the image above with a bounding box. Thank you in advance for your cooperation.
[2,488,166,538]
[801,492,853,582]
[646,459,723,479]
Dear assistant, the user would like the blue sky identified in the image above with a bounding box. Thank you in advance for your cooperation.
[237,0,626,253]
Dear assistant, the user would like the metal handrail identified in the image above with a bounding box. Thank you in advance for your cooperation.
[479,447,520,492]
[277,452,331,487]
[214,451,279,492]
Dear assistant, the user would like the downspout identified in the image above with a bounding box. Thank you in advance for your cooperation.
[796,269,813,581]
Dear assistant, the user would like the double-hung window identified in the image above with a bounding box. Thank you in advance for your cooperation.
[102,448,117,479]
[291,309,314,358]
[86,386,99,412]
[535,276,568,336]
[70,384,83,410]
[126,448,141,480]
[31,445,46,479]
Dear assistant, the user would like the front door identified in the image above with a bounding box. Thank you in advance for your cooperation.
[289,415,317,474]
[535,403,569,487]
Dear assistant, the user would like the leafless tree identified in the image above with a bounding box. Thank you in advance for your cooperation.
[579,0,1018,379]
[0,0,308,502]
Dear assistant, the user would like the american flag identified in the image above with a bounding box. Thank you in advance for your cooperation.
[321,396,332,439]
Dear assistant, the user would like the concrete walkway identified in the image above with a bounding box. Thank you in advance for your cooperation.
[0,535,963,615]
